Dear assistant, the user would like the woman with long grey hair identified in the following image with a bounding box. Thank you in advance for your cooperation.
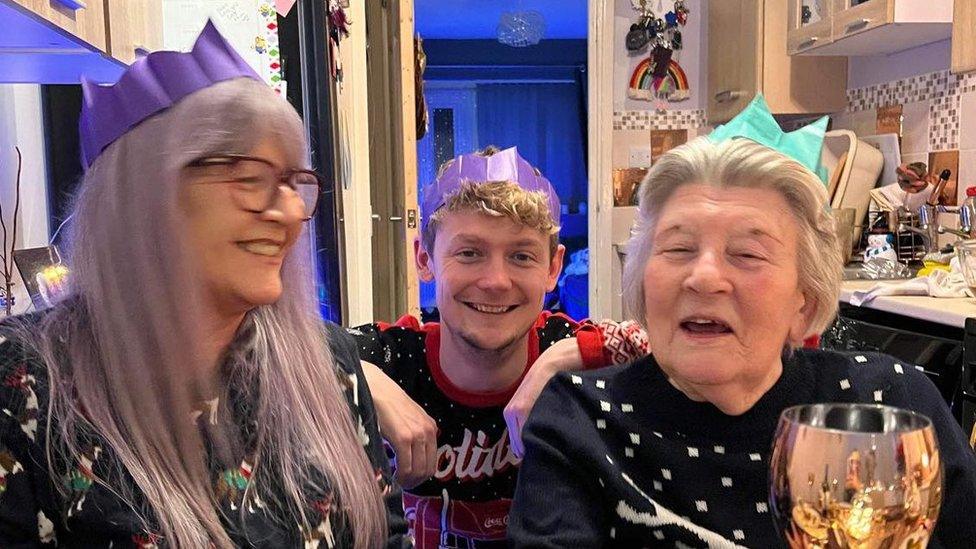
[0,22,403,548]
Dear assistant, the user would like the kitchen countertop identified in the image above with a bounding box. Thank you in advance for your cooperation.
[839,280,976,328]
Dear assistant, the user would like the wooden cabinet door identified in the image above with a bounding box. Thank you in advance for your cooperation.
[365,0,420,320]
[104,0,163,64]
[9,0,107,51]
[766,0,848,115]
[831,0,893,41]
[787,0,833,54]
[952,0,976,74]
[707,0,762,124]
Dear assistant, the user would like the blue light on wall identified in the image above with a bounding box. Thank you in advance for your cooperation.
[0,2,126,84]
[415,0,586,40]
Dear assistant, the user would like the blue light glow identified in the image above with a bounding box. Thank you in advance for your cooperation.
[0,2,125,84]
[415,0,587,40]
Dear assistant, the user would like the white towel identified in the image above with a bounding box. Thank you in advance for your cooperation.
[850,259,973,306]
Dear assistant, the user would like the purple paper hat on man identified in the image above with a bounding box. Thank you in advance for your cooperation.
[79,20,263,169]
[421,146,561,231]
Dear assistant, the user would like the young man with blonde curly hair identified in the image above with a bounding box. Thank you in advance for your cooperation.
[349,146,646,548]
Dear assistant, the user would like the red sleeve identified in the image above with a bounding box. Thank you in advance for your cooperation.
[391,314,421,331]
[573,319,649,368]
[575,324,607,370]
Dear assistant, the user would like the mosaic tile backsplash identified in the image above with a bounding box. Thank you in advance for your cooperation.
[612,109,706,131]
[613,71,976,152]
[846,70,976,151]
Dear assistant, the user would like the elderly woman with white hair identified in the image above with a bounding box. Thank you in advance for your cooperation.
[508,136,976,547]
[0,23,404,547]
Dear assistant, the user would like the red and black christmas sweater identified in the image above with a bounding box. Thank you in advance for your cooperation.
[347,312,645,549]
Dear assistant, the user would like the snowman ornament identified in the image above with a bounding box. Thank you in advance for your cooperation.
[863,233,898,263]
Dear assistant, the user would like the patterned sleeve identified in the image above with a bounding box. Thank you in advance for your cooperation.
[575,319,648,369]
[345,315,423,379]
[323,322,411,548]
[0,331,53,547]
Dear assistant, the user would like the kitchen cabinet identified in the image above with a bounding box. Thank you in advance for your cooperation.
[104,0,163,64]
[7,0,107,51]
[789,0,953,57]
[787,0,833,55]
[952,0,976,74]
[3,0,163,67]
[707,0,848,124]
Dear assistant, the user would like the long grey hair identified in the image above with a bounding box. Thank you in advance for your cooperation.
[22,78,386,547]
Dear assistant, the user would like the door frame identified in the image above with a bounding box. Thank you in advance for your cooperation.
[340,0,615,322]
[587,0,615,320]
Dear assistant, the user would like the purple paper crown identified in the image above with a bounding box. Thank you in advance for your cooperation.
[421,147,561,230]
[79,20,262,168]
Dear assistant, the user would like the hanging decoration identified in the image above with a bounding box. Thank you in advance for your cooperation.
[628,58,689,102]
[497,9,546,47]
[626,0,691,106]
[327,0,351,82]
[415,36,429,139]
[257,3,284,95]
[274,0,297,17]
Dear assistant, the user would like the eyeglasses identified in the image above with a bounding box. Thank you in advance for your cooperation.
[185,154,328,221]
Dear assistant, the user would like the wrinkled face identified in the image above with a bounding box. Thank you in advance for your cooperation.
[642,184,811,395]
[418,210,564,355]
[180,139,306,316]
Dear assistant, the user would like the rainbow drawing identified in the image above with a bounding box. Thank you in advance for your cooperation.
[628,58,690,102]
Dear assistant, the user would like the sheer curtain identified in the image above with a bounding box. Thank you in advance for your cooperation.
[475,82,589,318]
[475,83,587,211]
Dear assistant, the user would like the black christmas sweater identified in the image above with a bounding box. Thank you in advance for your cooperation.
[348,312,646,549]
[0,306,408,548]
[509,350,976,548]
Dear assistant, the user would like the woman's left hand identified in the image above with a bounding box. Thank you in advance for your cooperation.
[504,337,583,458]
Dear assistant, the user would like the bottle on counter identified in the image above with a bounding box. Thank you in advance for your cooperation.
[961,186,976,237]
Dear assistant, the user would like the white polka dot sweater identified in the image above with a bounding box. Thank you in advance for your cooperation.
[509,350,976,548]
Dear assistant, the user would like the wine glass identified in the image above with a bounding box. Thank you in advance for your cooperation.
[770,403,942,548]
[955,239,976,295]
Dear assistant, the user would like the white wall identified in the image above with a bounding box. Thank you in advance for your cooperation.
[0,84,51,315]
[335,0,375,326]
[0,85,50,249]
[847,39,951,89]
[613,0,706,112]
[611,0,710,169]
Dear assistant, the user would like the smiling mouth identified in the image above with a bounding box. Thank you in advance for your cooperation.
[463,302,518,315]
[237,240,284,257]
[679,318,733,336]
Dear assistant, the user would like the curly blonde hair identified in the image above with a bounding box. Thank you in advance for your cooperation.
[421,146,560,256]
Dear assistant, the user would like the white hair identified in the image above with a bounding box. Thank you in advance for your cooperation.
[621,137,842,347]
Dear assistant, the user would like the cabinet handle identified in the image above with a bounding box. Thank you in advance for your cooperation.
[714,90,742,103]
[53,0,86,9]
[797,37,819,50]
[845,18,871,33]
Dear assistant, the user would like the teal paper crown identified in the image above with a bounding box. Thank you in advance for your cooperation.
[708,94,829,183]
